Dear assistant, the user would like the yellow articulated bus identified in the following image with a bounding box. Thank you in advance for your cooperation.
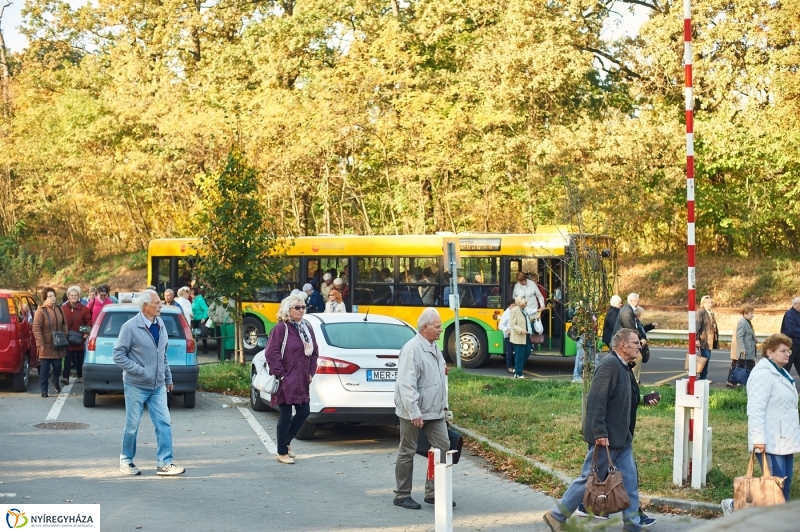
[147,228,615,368]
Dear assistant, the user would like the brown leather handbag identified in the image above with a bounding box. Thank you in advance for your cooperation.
[583,445,631,516]
[733,451,786,510]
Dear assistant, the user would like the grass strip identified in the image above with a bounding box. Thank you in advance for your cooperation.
[198,361,249,396]
[448,368,799,503]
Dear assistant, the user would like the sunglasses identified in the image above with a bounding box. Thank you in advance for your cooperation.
[292,305,306,311]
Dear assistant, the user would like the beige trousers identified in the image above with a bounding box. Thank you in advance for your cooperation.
[632,352,643,383]
[395,417,449,500]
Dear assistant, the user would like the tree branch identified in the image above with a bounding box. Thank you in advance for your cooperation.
[617,0,662,13]
[581,46,641,78]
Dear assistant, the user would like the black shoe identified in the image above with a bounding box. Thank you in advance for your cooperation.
[41,392,48,398]
[53,383,61,394]
[424,497,456,507]
[393,497,421,510]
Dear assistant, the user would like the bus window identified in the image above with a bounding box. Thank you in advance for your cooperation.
[398,257,439,306]
[177,258,195,289]
[151,257,173,296]
[355,257,395,305]
[457,257,499,308]
[254,257,300,302]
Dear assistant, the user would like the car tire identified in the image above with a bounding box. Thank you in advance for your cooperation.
[11,354,30,392]
[83,390,96,407]
[250,371,269,412]
[295,420,317,440]
[183,391,196,408]
[447,323,490,368]
[242,316,266,357]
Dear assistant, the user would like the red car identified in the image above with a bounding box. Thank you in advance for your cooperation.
[0,290,40,392]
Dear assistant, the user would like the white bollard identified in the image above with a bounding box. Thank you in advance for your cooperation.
[434,449,455,532]
[672,378,710,488]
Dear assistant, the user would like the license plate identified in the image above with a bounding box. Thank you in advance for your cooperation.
[367,370,397,382]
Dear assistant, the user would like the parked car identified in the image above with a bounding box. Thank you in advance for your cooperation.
[250,313,417,439]
[0,290,40,392]
[83,304,199,408]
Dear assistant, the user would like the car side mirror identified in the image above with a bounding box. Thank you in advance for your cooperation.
[79,326,92,333]
[257,336,268,348]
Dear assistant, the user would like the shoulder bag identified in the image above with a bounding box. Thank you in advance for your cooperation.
[44,307,70,349]
[254,323,289,395]
[730,353,751,386]
[583,445,631,516]
[63,306,85,345]
[733,451,785,510]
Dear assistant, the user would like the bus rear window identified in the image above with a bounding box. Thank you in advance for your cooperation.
[321,322,415,350]
[0,299,10,324]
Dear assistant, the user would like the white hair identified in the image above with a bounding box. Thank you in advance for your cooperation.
[610,295,622,307]
[277,294,307,321]
[177,286,191,297]
[627,293,639,303]
[634,306,644,316]
[792,296,800,305]
[164,288,175,296]
[138,289,159,311]
[66,285,82,298]
[417,307,441,330]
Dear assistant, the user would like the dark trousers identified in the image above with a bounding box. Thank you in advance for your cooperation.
[784,342,800,378]
[513,337,532,376]
[63,349,84,379]
[277,403,311,455]
[504,337,514,369]
[191,320,208,352]
[40,358,63,394]
[698,349,711,380]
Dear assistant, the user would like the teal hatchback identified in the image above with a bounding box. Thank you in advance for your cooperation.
[82,304,198,408]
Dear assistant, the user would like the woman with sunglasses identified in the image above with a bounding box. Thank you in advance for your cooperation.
[266,294,319,464]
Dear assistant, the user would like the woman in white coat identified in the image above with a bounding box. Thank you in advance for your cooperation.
[324,289,346,313]
[745,333,800,503]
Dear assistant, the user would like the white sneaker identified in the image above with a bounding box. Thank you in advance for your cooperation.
[572,378,583,383]
[120,463,140,475]
[156,464,185,476]
[513,375,525,379]
[721,498,733,516]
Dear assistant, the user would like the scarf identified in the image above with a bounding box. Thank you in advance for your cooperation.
[291,319,314,356]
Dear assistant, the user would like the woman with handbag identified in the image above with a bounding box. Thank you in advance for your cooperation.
[632,306,657,385]
[32,287,69,397]
[721,333,800,513]
[726,305,757,388]
[60,286,92,385]
[509,296,533,379]
[695,295,719,381]
[265,294,319,464]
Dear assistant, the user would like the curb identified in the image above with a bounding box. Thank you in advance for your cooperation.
[451,424,723,515]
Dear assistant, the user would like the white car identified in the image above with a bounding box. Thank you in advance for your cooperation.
[250,313,417,439]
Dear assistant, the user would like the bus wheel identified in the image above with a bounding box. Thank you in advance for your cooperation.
[448,324,489,368]
[242,316,265,356]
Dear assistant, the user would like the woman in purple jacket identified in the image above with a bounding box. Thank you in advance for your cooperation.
[266,294,319,464]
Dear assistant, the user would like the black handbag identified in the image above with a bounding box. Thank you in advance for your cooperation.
[44,308,69,349]
[64,307,85,345]
[640,343,650,364]
[415,426,464,464]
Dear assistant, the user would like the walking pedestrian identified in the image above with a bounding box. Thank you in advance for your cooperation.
[191,287,209,353]
[510,296,533,379]
[86,284,114,325]
[612,293,639,338]
[779,297,800,377]
[499,299,516,374]
[175,286,193,323]
[324,289,347,313]
[32,287,68,398]
[632,306,656,385]
[543,328,646,532]
[266,294,319,464]
[695,295,718,382]
[112,289,185,476]
[393,308,453,510]
[61,286,91,384]
[726,305,757,387]
[602,295,623,348]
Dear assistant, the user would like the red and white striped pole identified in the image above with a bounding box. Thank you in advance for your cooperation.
[685,0,697,395]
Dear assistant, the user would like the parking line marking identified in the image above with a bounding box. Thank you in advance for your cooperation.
[46,383,74,421]
[238,407,277,455]
[652,372,688,387]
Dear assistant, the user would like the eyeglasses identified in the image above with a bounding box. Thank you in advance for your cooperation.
[292,305,306,311]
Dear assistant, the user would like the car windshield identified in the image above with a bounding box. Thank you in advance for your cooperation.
[321,322,415,350]
[98,312,185,339]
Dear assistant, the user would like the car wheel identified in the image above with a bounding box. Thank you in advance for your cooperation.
[447,323,490,368]
[11,355,30,392]
[242,316,265,357]
[183,391,196,408]
[250,370,269,412]
[83,390,96,407]
[295,421,317,440]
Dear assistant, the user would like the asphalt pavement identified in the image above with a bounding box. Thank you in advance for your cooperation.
[0,372,705,532]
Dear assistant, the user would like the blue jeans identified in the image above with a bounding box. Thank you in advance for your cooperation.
[699,349,711,380]
[277,403,311,455]
[513,337,532,376]
[40,358,62,394]
[573,339,585,380]
[756,452,794,502]
[550,443,642,531]
[120,382,174,467]
[504,337,513,369]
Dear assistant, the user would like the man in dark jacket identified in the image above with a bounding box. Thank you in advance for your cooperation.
[780,297,800,377]
[612,293,639,338]
[544,328,644,532]
[601,295,623,347]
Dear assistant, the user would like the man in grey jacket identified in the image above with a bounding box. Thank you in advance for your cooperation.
[113,289,184,476]
[544,328,644,532]
[393,308,453,510]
